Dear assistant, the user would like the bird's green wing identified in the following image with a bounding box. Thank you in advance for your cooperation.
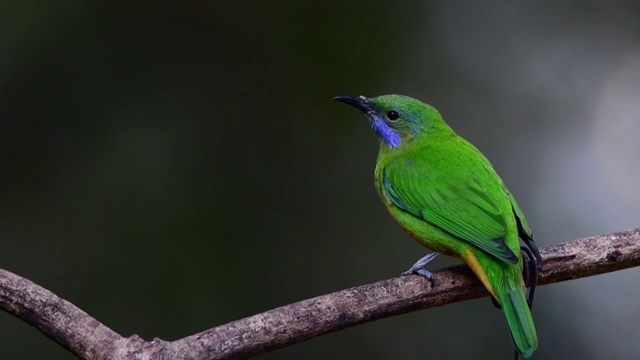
[507,189,542,263]
[507,190,532,237]
[383,163,518,264]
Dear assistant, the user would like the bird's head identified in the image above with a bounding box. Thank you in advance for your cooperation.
[333,94,447,149]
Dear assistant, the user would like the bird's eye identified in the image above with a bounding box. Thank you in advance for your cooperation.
[387,110,400,121]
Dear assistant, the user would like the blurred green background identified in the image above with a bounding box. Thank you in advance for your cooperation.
[1,1,639,359]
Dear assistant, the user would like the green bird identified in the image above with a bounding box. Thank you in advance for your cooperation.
[334,94,541,358]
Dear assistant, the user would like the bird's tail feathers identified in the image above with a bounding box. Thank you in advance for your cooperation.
[496,278,538,358]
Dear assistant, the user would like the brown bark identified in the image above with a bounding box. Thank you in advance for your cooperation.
[1,228,639,360]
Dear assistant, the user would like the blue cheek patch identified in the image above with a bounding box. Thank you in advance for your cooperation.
[371,117,401,149]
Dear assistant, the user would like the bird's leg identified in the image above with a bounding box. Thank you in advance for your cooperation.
[401,252,439,282]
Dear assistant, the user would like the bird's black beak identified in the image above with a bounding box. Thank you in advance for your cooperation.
[332,95,372,113]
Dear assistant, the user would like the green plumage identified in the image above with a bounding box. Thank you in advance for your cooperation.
[335,94,538,358]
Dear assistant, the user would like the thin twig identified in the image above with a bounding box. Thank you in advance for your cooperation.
[1,228,639,360]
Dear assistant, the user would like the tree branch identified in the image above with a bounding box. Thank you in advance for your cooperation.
[2,228,639,359]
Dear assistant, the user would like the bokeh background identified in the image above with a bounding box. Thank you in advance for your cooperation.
[1,1,639,359]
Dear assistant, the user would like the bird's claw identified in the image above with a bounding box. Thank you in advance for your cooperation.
[402,252,439,284]
[402,268,435,284]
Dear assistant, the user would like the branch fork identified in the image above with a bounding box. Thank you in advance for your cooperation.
[2,228,639,359]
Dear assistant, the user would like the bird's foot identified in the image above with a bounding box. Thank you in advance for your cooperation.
[401,252,439,284]
[402,268,435,283]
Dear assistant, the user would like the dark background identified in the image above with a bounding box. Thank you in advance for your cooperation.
[1,1,639,359]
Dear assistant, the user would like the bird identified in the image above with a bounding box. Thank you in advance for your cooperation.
[333,94,542,358]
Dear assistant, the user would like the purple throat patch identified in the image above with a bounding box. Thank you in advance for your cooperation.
[371,117,401,148]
